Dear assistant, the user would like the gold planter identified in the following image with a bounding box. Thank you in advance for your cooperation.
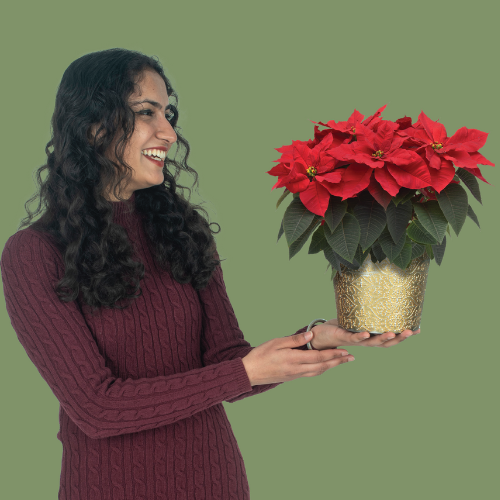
[333,252,430,334]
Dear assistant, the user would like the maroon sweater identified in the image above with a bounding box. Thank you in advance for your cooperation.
[0,191,309,500]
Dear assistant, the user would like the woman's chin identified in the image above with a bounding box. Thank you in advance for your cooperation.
[147,175,166,187]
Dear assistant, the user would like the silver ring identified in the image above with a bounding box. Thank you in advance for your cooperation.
[306,318,327,350]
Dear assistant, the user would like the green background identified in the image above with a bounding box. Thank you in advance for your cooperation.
[1,0,498,498]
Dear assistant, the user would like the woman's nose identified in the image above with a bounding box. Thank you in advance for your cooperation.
[157,115,177,144]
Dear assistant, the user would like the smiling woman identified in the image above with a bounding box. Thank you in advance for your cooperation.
[0,47,318,500]
[20,48,221,300]
[89,69,180,201]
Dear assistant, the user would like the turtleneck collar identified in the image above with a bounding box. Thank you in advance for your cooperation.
[111,191,137,224]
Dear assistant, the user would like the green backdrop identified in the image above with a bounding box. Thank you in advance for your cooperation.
[1,0,498,498]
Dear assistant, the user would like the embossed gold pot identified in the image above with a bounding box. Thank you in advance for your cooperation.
[334,251,430,335]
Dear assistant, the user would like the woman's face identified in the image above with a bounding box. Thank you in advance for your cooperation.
[99,69,177,201]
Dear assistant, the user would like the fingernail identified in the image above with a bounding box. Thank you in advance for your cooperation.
[305,331,313,340]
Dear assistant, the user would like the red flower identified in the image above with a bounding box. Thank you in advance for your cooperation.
[267,133,345,216]
[330,120,429,172]
[324,162,375,201]
[401,111,495,190]
[310,104,388,143]
[268,105,495,213]
[326,121,433,201]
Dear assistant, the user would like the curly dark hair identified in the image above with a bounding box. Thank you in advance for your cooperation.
[18,48,222,315]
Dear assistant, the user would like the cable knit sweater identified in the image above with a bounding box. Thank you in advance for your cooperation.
[0,191,309,500]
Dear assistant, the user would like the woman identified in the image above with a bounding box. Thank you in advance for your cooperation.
[0,48,417,500]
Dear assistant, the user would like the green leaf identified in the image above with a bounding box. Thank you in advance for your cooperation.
[277,219,284,242]
[354,243,371,267]
[324,196,348,234]
[324,245,342,275]
[352,195,387,252]
[289,216,321,259]
[346,197,358,212]
[331,267,337,281]
[407,219,439,245]
[276,189,291,209]
[378,225,407,263]
[446,223,451,236]
[400,189,419,205]
[386,199,413,244]
[293,192,301,199]
[323,212,361,263]
[283,197,316,246]
[371,239,386,263]
[324,244,362,273]
[308,224,329,254]
[393,188,417,207]
[432,235,446,266]
[392,239,413,270]
[466,204,480,228]
[412,200,448,244]
[455,168,482,205]
[425,244,434,260]
[337,253,361,269]
[435,183,469,236]
[410,241,426,260]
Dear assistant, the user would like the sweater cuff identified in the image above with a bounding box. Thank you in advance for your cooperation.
[229,357,253,395]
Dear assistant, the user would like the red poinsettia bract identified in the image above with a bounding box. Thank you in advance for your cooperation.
[267,105,494,214]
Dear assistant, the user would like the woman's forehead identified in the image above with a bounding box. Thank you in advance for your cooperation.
[130,71,169,107]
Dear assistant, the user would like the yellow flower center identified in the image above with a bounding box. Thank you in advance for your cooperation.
[306,166,317,177]
[431,142,443,150]
[372,150,384,158]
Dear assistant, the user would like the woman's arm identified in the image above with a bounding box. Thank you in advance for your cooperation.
[0,231,256,439]
[197,250,310,403]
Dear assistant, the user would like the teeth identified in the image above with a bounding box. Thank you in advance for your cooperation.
[142,148,167,160]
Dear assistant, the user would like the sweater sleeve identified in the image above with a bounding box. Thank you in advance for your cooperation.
[197,250,310,403]
[0,231,258,439]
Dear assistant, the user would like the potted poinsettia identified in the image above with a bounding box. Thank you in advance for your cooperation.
[268,104,494,334]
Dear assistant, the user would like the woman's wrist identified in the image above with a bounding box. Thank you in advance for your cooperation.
[296,319,327,350]
[308,329,319,350]
[306,319,328,350]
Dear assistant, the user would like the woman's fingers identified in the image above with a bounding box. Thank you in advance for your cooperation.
[365,329,415,348]
[355,331,370,342]
[297,348,355,377]
[298,348,349,362]
[300,348,355,376]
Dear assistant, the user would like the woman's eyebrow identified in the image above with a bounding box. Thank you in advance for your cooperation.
[130,99,172,110]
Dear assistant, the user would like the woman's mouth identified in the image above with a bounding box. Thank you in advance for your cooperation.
[142,154,164,167]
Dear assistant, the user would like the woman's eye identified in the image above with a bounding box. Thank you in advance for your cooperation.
[139,107,177,126]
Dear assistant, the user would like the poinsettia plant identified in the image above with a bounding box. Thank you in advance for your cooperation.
[268,104,495,279]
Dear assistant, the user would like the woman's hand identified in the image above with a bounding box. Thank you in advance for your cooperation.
[309,318,420,350]
[241,331,355,386]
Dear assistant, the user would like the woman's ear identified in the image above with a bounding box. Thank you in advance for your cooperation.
[87,123,105,145]
[87,124,96,144]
